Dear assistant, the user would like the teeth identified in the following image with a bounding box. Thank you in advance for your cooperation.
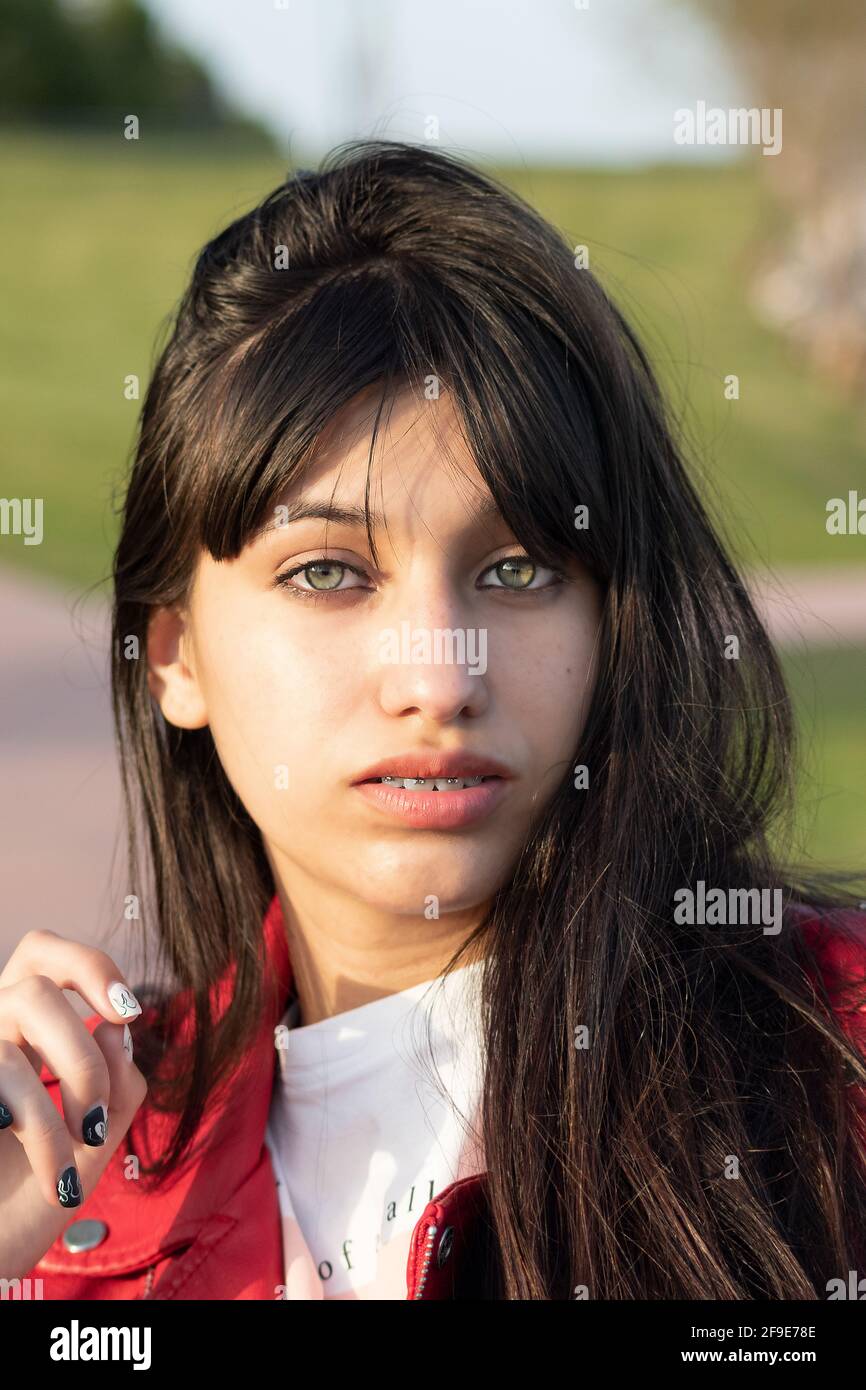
[377,775,487,791]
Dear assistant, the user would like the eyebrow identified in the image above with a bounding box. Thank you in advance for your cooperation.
[257,494,506,537]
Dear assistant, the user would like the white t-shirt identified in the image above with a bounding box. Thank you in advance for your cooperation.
[263,958,487,1300]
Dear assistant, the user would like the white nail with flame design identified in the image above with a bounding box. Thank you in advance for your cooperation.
[107,981,142,1019]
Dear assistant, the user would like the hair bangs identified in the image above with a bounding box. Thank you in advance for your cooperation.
[191,268,410,562]
[180,232,609,586]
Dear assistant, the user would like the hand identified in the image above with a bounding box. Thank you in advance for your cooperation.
[0,929,149,1282]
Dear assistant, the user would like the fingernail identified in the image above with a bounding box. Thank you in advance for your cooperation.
[82,1101,108,1146]
[0,1101,13,1130]
[122,1023,134,1063]
[107,981,142,1019]
[57,1165,83,1208]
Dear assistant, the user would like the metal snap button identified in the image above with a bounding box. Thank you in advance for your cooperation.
[62,1219,108,1253]
[437,1225,455,1267]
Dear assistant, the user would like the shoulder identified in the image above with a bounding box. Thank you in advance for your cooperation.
[790,902,866,985]
[788,902,866,1049]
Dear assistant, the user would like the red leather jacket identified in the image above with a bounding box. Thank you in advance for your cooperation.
[21,897,866,1300]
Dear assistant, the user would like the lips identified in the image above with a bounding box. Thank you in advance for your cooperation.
[353,774,511,829]
[352,752,513,785]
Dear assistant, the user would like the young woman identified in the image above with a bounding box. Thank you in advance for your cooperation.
[2,140,866,1300]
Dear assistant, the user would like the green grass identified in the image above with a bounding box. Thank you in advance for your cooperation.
[779,645,866,872]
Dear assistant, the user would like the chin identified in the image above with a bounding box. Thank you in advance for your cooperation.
[354,857,506,916]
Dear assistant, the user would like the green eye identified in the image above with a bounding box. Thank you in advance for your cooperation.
[275,552,564,602]
[479,555,564,593]
[493,557,536,588]
[302,562,345,591]
[275,557,369,599]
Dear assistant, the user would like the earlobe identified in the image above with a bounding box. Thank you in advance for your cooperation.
[146,605,209,730]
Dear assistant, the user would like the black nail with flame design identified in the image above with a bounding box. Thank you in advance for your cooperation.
[83,1103,108,1146]
[57,1165,83,1208]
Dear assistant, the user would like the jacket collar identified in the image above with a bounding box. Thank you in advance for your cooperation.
[38,892,295,1277]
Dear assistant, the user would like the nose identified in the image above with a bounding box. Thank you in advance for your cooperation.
[374,586,489,724]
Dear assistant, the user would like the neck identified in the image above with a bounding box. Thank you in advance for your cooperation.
[267,860,488,1027]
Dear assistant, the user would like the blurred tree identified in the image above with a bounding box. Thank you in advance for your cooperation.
[0,0,274,144]
[683,0,866,394]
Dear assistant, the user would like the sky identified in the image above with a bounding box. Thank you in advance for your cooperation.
[140,0,746,165]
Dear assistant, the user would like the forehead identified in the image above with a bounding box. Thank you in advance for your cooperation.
[273,382,504,533]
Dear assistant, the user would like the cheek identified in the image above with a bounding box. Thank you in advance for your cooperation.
[195,618,358,823]
[501,600,600,753]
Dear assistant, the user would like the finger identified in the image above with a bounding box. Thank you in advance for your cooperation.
[0,976,111,1148]
[18,1039,44,1078]
[0,929,143,1024]
[72,1019,148,1191]
[0,1040,85,1210]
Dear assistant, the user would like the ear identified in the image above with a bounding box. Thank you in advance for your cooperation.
[146,605,209,729]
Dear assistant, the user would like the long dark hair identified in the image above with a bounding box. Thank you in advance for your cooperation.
[112,138,866,1298]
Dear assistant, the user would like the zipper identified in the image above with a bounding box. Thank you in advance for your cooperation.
[139,1264,157,1299]
[413,1222,437,1299]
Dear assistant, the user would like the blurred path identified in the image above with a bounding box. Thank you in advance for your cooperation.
[749,567,866,647]
[0,569,137,982]
[2,563,865,969]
